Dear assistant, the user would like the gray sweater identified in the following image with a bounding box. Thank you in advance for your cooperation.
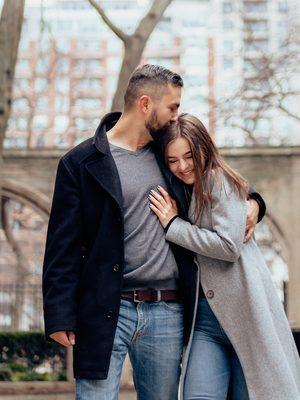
[110,142,179,291]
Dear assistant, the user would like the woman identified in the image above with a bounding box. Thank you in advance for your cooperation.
[148,113,300,400]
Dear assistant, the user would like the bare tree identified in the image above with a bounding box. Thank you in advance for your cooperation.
[0,0,25,154]
[87,0,173,111]
[217,19,300,145]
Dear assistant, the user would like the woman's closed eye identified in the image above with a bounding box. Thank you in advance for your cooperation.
[169,156,192,164]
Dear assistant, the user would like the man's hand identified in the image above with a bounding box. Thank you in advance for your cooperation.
[50,331,75,347]
[244,199,259,242]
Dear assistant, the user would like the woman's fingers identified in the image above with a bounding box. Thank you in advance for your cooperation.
[149,203,165,219]
[149,194,166,213]
[149,189,166,205]
[156,186,172,204]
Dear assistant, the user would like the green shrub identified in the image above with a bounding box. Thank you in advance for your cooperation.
[0,365,12,381]
[0,331,67,381]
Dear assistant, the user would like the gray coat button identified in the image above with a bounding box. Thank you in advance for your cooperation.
[113,264,119,272]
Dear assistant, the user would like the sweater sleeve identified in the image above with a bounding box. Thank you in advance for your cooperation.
[166,174,247,262]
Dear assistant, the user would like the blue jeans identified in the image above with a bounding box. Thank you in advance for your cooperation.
[76,298,184,400]
[183,298,249,400]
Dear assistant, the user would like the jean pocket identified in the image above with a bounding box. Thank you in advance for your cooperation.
[161,301,184,312]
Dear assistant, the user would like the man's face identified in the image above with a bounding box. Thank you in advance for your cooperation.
[146,85,181,138]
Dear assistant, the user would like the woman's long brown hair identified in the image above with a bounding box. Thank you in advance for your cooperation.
[161,113,248,220]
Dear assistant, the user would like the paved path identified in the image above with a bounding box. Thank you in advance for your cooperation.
[0,392,136,400]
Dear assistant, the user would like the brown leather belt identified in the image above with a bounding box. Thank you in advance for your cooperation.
[121,289,181,303]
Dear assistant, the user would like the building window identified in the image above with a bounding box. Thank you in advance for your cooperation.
[55,96,69,112]
[244,2,268,13]
[35,78,48,93]
[74,98,101,108]
[13,98,29,110]
[244,40,268,52]
[75,78,102,90]
[33,115,48,131]
[75,59,102,71]
[54,116,69,133]
[223,57,233,69]
[15,78,30,91]
[56,77,69,93]
[75,117,98,131]
[36,96,48,110]
[56,58,69,74]
[56,38,70,52]
[36,58,49,74]
[77,39,101,50]
[223,2,233,13]
[223,19,234,30]
[16,59,30,71]
[223,40,233,52]
[245,21,268,33]
[15,117,28,130]
[278,1,288,12]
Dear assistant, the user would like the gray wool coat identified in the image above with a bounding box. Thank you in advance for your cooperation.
[166,173,300,400]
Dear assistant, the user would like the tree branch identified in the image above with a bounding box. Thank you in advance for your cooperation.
[277,104,300,121]
[134,0,172,41]
[87,0,129,42]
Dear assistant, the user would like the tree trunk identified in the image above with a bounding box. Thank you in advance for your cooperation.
[0,0,25,152]
[111,38,147,112]
[0,0,25,229]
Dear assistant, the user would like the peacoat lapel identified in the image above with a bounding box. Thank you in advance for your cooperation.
[85,112,123,211]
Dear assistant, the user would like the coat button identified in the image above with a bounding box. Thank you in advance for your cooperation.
[113,264,120,272]
[206,290,214,299]
[106,311,114,319]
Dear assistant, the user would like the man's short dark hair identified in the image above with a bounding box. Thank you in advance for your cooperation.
[124,64,183,110]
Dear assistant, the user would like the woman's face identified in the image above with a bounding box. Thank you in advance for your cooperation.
[166,137,195,185]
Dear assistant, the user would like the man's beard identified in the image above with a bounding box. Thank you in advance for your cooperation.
[146,110,171,142]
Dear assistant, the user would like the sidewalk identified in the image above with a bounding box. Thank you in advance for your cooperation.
[0,392,136,400]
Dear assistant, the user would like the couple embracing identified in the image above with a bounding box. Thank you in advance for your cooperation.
[43,64,300,400]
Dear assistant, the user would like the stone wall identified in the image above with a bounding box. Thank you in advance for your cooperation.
[3,146,300,327]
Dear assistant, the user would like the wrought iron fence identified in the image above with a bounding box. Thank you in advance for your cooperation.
[0,283,43,332]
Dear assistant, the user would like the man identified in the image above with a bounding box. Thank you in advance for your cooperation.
[43,64,265,399]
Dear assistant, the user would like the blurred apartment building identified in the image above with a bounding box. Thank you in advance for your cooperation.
[5,0,300,149]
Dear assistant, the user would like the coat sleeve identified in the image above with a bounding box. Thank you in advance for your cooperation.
[42,157,82,339]
[165,174,247,262]
[248,187,266,223]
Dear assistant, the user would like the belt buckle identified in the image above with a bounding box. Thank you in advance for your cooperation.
[153,289,161,302]
[133,290,142,303]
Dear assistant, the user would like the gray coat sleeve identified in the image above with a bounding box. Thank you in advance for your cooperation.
[165,174,247,262]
